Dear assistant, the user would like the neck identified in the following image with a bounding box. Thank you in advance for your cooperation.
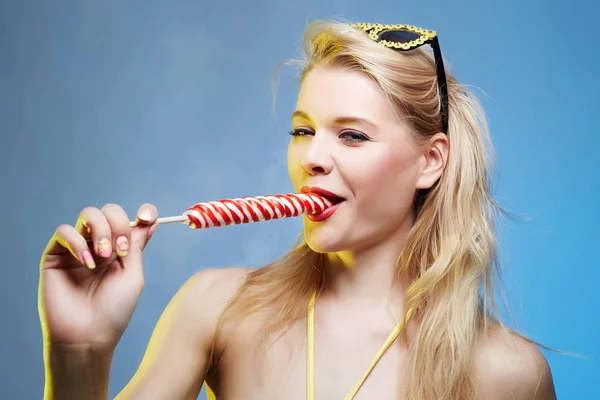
[321,215,415,312]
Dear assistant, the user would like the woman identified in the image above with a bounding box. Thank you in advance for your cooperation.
[38,21,557,399]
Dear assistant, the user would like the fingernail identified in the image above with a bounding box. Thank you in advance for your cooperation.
[82,251,96,269]
[138,210,152,222]
[116,236,129,257]
[98,238,111,257]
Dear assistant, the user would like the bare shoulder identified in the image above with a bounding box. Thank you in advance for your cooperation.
[115,267,252,399]
[180,266,253,324]
[179,266,254,341]
[472,326,557,400]
[153,266,251,329]
[186,266,252,303]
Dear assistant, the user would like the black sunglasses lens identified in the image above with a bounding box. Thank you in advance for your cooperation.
[379,30,420,43]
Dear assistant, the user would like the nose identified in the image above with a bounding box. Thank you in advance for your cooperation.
[300,137,333,176]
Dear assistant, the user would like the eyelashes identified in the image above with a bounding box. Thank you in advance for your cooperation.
[288,128,370,143]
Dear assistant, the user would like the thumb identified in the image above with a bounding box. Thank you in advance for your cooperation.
[123,207,158,277]
[129,204,159,253]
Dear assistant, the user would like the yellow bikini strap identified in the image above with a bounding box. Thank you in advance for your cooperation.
[307,291,316,400]
[307,291,404,400]
[343,320,403,399]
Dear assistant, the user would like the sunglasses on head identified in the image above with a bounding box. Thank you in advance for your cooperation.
[350,23,449,135]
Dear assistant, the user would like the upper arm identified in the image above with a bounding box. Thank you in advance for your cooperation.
[115,267,249,400]
[472,328,557,400]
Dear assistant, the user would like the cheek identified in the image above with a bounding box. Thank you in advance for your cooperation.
[287,143,303,191]
[349,144,419,194]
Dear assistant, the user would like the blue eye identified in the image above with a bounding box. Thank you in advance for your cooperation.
[289,128,314,137]
[288,128,370,143]
[340,131,369,142]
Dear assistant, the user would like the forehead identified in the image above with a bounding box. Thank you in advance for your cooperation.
[295,66,399,125]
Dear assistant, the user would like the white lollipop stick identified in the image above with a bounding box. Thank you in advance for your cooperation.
[129,215,188,227]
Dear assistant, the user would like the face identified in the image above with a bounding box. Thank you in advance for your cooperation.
[288,66,433,254]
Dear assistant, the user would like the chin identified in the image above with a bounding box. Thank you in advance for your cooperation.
[305,238,340,254]
[303,226,353,254]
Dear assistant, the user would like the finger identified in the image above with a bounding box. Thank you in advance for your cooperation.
[100,203,132,258]
[130,203,159,252]
[134,203,158,226]
[116,203,158,279]
[43,224,97,270]
[74,207,113,259]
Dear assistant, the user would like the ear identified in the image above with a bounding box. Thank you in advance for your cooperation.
[415,132,449,190]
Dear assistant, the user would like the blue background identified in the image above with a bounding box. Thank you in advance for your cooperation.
[1,0,598,398]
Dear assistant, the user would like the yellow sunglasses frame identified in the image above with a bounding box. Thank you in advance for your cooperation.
[349,23,449,134]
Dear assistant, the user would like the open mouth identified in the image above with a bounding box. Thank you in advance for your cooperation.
[306,193,345,220]
[321,195,345,206]
[301,186,345,213]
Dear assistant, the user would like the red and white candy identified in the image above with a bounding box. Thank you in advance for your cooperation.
[129,193,332,229]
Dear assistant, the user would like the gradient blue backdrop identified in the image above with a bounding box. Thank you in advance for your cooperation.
[2,0,598,398]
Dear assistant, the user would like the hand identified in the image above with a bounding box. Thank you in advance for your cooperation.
[38,203,159,351]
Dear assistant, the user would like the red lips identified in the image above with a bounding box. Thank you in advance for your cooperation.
[301,186,345,205]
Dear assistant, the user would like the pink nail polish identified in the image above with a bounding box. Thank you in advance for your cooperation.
[98,238,111,257]
[116,236,129,251]
[82,251,96,269]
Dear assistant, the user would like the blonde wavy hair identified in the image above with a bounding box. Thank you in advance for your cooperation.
[208,20,548,399]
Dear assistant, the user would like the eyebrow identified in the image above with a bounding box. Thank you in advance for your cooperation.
[291,110,379,130]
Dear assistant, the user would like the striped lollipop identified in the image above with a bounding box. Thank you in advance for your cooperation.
[128,193,332,229]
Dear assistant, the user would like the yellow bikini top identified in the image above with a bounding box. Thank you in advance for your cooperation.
[306,291,405,400]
